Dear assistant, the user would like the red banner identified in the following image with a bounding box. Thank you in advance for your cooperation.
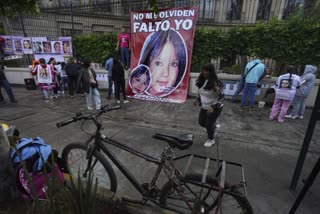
[127,7,199,103]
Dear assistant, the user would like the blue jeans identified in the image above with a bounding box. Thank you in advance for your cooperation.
[240,83,257,108]
[61,76,68,91]
[121,47,130,68]
[0,79,16,102]
[231,77,245,102]
[85,87,101,109]
[107,76,113,98]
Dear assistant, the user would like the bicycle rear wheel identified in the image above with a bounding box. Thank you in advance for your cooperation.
[159,173,253,214]
[62,143,117,194]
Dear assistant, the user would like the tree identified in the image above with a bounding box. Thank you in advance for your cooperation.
[0,0,40,17]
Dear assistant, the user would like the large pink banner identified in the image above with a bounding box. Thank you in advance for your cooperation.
[127,7,199,103]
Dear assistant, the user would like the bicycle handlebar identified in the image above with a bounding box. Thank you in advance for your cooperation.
[56,104,121,128]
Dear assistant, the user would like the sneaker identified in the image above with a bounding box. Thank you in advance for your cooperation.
[238,107,244,112]
[214,124,221,137]
[285,114,293,119]
[291,115,298,119]
[204,139,215,147]
[96,106,101,110]
[298,116,303,119]
[62,91,65,94]
[249,108,254,113]
[123,100,129,103]
[88,107,94,110]
[44,99,50,103]
[117,100,121,104]
[10,100,18,103]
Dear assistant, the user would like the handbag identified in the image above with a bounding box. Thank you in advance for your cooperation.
[90,82,98,88]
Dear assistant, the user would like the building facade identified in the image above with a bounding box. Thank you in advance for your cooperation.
[0,0,305,39]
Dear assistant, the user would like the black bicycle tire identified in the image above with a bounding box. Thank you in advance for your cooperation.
[62,142,118,193]
[159,173,253,214]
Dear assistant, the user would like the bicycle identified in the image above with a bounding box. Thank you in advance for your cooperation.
[57,105,254,214]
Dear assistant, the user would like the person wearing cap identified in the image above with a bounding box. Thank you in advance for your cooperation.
[0,57,18,104]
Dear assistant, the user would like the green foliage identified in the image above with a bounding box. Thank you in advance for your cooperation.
[231,64,242,74]
[0,0,40,17]
[62,170,98,214]
[72,14,320,70]
[72,33,118,64]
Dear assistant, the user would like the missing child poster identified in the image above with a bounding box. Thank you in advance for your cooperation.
[127,7,199,103]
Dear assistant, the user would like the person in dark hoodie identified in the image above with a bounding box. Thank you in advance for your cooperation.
[112,58,129,104]
[65,57,81,98]
[285,65,318,119]
[0,57,18,104]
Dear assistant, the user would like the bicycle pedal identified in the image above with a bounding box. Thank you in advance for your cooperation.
[141,183,160,198]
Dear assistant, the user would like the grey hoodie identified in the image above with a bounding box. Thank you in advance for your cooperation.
[295,65,317,97]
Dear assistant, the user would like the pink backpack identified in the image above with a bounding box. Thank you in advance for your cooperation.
[16,164,64,200]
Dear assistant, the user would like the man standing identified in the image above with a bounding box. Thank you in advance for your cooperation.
[239,58,265,112]
[116,27,130,70]
[105,53,114,100]
[65,57,80,98]
[0,57,18,104]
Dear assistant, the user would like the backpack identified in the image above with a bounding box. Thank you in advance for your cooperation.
[16,163,64,200]
[10,137,65,199]
[10,137,52,172]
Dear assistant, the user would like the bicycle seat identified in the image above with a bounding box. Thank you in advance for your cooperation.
[152,133,193,150]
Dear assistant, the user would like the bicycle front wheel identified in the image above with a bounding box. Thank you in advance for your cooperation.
[62,143,117,194]
[159,173,253,214]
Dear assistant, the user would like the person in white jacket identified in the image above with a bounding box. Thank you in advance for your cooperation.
[269,65,301,123]
[285,65,317,119]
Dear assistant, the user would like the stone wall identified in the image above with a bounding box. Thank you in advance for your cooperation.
[4,67,320,107]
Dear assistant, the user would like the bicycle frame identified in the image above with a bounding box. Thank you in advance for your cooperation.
[81,130,171,206]
[59,108,250,213]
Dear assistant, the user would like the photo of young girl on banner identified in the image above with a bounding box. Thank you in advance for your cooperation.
[138,29,187,97]
[129,64,151,94]
[127,6,199,103]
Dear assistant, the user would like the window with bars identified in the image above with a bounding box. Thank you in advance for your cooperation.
[199,0,215,19]
[226,0,243,21]
[282,0,303,19]
[256,0,272,21]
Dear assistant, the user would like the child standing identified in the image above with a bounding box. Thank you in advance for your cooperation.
[269,65,301,123]
[31,58,56,102]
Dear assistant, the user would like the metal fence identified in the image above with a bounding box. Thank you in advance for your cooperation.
[0,0,311,68]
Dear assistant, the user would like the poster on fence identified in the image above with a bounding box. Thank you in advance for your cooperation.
[12,36,23,55]
[221,80,270,96]
[127,6,199,103]
[1,36,13,54]
[22,38,33,54]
